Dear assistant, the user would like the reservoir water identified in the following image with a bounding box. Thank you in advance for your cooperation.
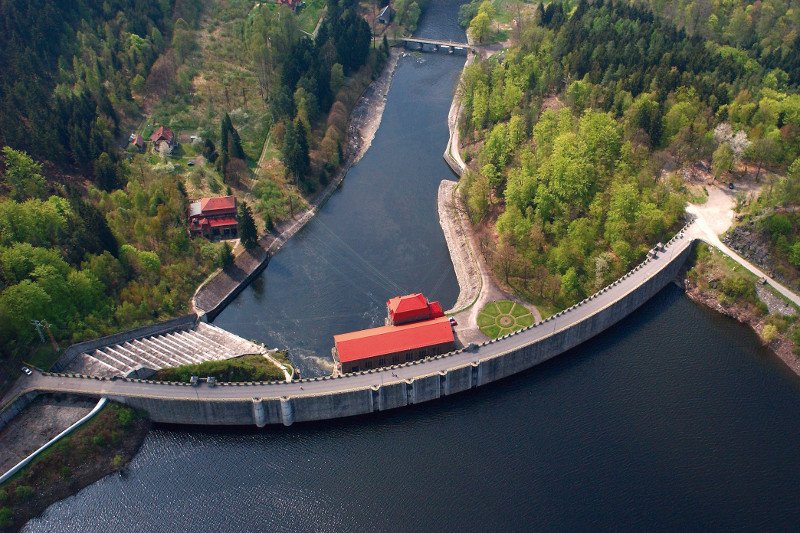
[213,52,462,376]
[25,1,800,529]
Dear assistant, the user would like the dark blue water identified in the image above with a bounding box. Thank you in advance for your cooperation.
[25,286,800,531]
[24,1,800,529]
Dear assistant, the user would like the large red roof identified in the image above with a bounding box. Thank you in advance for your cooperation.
[149,125,174,143]
[200,196,236,213]
[208,216,238,228]
[334,316,454,362]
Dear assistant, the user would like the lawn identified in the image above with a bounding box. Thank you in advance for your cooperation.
[152,353,287,382]
[477,300,535,339]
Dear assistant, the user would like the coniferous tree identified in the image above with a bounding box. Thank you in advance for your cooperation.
[237,201,258,249]
[219,241,234,267]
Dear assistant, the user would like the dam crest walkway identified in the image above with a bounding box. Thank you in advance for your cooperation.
[6,221,700,425]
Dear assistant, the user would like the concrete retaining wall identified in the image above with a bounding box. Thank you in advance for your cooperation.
[0,392,40,432]
[107,241,694,426]
[52,315,197,372]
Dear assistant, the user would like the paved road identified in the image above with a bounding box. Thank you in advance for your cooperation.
[6,225,696,404]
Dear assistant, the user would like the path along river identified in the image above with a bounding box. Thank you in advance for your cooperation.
[25,1,800,529]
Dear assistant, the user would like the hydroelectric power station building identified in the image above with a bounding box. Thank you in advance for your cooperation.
[333,294,455,373]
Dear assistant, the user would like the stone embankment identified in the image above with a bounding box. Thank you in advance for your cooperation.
[438,181,480,315]
[192,50,402,320]
[5,223,697,427]
[438,49,540,343]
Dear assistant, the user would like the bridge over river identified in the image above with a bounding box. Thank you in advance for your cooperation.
[400,36,470,52]
[4,222,698,427]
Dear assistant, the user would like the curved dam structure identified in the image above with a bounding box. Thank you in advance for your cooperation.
[5,223,697,426]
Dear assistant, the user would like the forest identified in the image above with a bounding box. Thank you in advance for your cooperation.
[0,0,379,385]
[459,0,800,312]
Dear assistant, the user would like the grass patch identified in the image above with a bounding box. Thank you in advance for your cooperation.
[152,353,286,382]
[25,346,60,371]
[477,300,534,339]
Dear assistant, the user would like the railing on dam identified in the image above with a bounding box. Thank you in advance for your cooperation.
[6,223,697,426]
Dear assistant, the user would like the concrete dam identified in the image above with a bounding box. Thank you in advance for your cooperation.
[5,223,697,427]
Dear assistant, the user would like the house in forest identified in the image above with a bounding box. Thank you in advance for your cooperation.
[276,0,302,11]
[150,125,176,154]
[129,134,145,152]
[188,195,238,239]
[377,4,394,24]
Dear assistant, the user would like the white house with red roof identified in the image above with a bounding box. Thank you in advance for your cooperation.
[188,195,238,239]
[150,125,175,154]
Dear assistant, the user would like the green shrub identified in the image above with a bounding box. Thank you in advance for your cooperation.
[0,507,12,528]
[14,485,33,501]
[60,466,72,480]
[762,324,779,344]
[92,434,107,447]
[112,454,125,469]
[763,214,792,241]
[719,275,755,301]
[0,489,6,503]
[117,407,134,428]
[792,328,800,354]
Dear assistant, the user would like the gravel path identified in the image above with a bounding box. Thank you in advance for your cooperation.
[688,185,800,308]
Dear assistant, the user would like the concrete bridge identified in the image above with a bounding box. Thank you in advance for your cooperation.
[400,37,470,53]
[3,222,698,427]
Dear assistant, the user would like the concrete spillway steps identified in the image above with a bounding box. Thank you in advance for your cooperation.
[71,322,266,378]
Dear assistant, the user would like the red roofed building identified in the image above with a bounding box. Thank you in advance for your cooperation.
[332,293,454,373]
[129,134,145,152]
[188,195,238,239]
[276,0,301,11]
[150,125,175,153]
[333,316,455,373]
[386,293,444,325]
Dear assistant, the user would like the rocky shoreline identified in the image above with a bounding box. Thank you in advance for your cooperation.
[684,278,800,377]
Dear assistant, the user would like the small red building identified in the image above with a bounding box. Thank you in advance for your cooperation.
[188,196,238,239]
[276,0,301,10]
[333,293,454,373]
[387,293,444,325]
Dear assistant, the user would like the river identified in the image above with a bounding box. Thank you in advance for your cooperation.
[212,49,463,377]
[24,1,800,530]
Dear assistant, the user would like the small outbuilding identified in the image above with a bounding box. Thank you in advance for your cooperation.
[377,4,394,24]
[129,134,145,152]
[386,293,444,325]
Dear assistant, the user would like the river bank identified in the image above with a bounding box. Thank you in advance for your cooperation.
[0,402,149,532]
[192,49,402,319]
